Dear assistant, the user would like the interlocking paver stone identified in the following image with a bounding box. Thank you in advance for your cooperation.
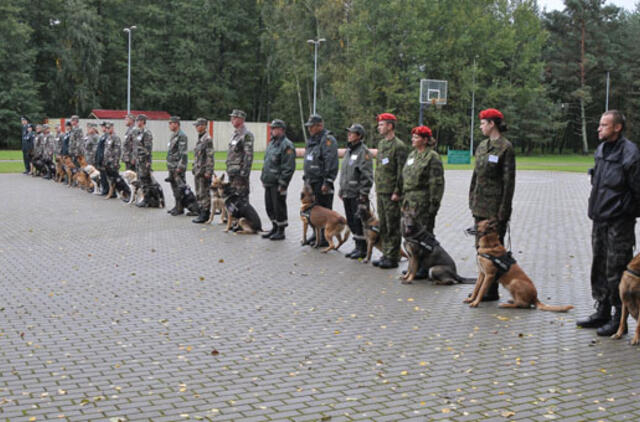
[1,170,640,421]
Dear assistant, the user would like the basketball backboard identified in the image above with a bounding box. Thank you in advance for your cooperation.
[420,79,448,105]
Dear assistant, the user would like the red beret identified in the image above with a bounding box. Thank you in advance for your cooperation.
[479,108,504,120]
[411,126,432,137]
[377,113,397,122]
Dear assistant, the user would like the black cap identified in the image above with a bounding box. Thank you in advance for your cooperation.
[270,119,286,129]
[345,123,365,137]
[304,114,323,127]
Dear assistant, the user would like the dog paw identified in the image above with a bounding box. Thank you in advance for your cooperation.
[469,301,480,308]
[400,279,413,285]
[463,298,473,304]
[611,332,623,340]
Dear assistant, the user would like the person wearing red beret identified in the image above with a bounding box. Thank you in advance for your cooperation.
[374,113,409,269]
[469,108,516,301]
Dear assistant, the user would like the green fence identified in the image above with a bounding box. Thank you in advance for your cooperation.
[447,148,471,164]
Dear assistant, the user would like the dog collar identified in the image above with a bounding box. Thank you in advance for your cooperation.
[625,267,640,278]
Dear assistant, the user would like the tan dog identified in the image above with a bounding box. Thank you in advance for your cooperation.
[464,219,573,312]
[63,156,76,186]
[356,203,407,263]
[612,253,640,345]
[55,157,66,183]
[74,170,93,191]
[300,184,350,253]
[205,173,228,225]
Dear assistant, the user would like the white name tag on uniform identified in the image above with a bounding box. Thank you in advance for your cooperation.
[381,157,389,165]
[406,158,414,165]
[488,154,499,163]
[350,154,358,160]
[306,154,313,161]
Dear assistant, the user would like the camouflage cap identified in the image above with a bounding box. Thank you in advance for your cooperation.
[270,119,286,129]
[135,114,148,122]
[125,113,135,120]
[304,114,323,127]
[229,109,247,119]
[42,124,50,130]
[100,121,108,126]
[35,124,42,128]
[103,121,114,128]
[345,123,365,137]
[193,117,208,126]
[87,122,98,128]
[70,115,80,121]
[169,116,181,124]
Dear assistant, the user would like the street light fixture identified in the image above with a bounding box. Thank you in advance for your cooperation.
[123,26,137,114]
[307,38,326,115]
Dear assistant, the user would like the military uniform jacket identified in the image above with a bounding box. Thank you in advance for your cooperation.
[338,141,374,198]
[303,129,338,186]
[33,133,44,158]
[167,129,188,172]
[402,147,444,215]
[375,136,408,195]
[588,136,640,222]
[135,128,153,166]
[469,136,515,221]
[261,135,296,188]
[84,134,100,165]
[43,134,55,159]
[104,135,122,170]
[122,126,136,163]
[192,132,214,177]
[55,134,64,156]
[69,126,84,157]
[61,133,70,156]
[226,126,254,178]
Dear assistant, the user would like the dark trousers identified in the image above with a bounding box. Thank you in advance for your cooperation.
[310,181,333,209]
[168,170,186,209]
[343,197,365,244]
[99,169,109,193]
[591,219,636,308]
[22,150,31,172]
[264,186,288,227]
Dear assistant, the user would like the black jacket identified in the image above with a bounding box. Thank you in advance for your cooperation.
[303,129,338,186]
[588,136,640,222]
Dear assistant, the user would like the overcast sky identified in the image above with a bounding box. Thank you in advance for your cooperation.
[538,0,638,12]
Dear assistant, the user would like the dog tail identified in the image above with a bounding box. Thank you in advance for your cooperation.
[535,300,574,312]
[335,227,351,250]
[454,274,477,285]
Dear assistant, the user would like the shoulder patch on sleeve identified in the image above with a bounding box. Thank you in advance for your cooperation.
[286,148,293,155]
[365,153,371,161]
[326,139,332,147]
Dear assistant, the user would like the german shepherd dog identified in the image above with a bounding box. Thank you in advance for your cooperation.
[300,184,350,253]
[356,203,408,264]
[55,157,66,183]
[401,207,475,285]
[465,219,574,312]
[205,173,228,224]
[612,253,640,345]
[220,182,262,234]
[104,171,132,202]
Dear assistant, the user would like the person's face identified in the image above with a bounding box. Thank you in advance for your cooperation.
[21,119,27,126]
[308,123,323,136]
[27,126,32,132]
[136,120,145,129]
[412,133,428,149]
[72,119,78,127]
[272,127,285,137]
[377,121,391,136]
[36,126,41,133]
[125,117,134,126]
[231,116,244,129]
[347,131,361,143]
[195,124,206,134]
[102,125,109,134]
[169,121,178,132]
[598,114,621,141]
[479,119,494,137]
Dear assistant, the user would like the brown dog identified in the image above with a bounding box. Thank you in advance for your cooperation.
[205,173,228,225]
[300,184,350,253]
[356,203,407,263]
[464,219,573,312]
[55,157,66,183]
[63,156,76,186]
[612,253,640,345]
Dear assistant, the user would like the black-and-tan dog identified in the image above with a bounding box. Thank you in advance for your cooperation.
[105,172,132,202]
[205,173,228,224]
[220,182,262,234]
[612,252,640,345]
[357,203,408,263]
[401,208,475,285]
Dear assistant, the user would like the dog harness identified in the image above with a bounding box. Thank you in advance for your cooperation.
[480,252,517,281]
[369,225,379,234]
[625,267,640,278]
[405,231,440,252]
[300,203,316,220]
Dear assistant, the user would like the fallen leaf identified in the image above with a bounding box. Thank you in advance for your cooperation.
[502,411,516,418]
[211,350,219,356]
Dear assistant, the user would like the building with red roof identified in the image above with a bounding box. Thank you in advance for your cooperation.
[90,109,171,120]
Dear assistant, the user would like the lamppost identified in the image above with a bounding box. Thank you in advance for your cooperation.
[307,38,325,115]
[469,56,478,159]
[123,26,137,114]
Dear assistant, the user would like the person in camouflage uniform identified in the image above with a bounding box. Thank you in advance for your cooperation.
[54,124,64,159]
[134,114,154,207]
[32,124,44,176]
[122,114,136,171]
[339,123,374,259]
[260,119,296,240]
[42,124,56,180]
[103,121,122,198]
[84,123,100,166]
[192,118,214,223]
[165,116,189,215]
[303,114,339,247]
[469,108,516,301]
[577,110,640,337]
[374,113,409,269]
[226,109,254,202]
[68,115,84,165]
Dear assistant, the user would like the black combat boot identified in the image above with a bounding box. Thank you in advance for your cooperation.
[167,206,177,214]
[186,202,200,217]
[576,300,611,329]
[262,223,277,239]
[378,257,398,269]
[481,281,500,301]
[192,210,210,224]
[270,226,285,241]
[170,206,184,216]
[349,240,367,260]
[316,229,329,248]
[597,306,625,336]
[345,247,358,258]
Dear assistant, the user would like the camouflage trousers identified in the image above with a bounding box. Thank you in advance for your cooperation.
[403,192,437,234]
[229,175,250,201]
[168,170,186,209]
[377,194,402,261]
[136,159,152,195]
[194,175,211,212]
[591,219,636,308]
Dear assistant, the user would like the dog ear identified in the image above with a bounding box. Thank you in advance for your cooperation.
[221,173,225,181]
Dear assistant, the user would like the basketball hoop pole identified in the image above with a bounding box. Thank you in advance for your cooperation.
[469,57,477,158]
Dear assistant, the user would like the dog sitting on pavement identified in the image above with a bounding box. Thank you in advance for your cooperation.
[205,173,228,224]
[464,219,574,312]
[400,207,475,285]
[220,182,262,234]
[122,170,140,204]
[300,184,351,253]
[357,203,407,263]
[612,253,640,345]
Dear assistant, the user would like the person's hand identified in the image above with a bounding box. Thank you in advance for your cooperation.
[391,192,400,202]
[321,185,329,194]
[204,172,211,179]
[278,186,287,195]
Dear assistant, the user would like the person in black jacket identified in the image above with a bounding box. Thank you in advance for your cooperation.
[21,117,32,174]
[577,110,640,336]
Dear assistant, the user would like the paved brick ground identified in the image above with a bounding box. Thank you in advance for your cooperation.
[1,170,640,422]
